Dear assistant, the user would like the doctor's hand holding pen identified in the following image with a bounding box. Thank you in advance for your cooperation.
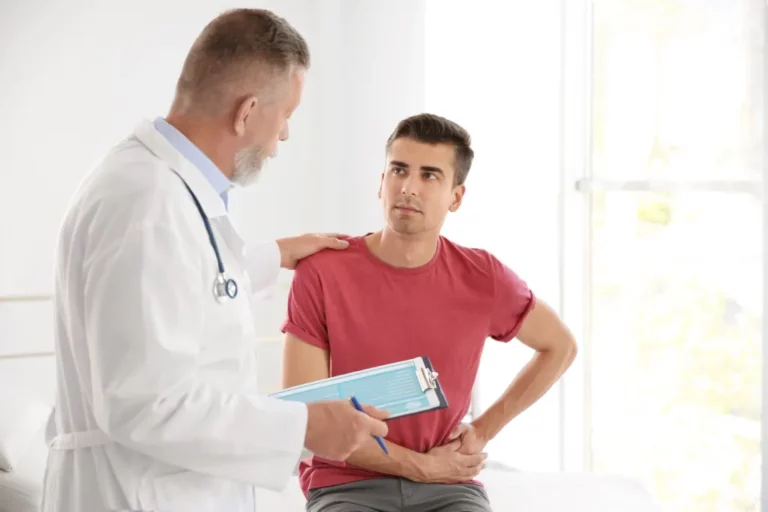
[304,400,389,461]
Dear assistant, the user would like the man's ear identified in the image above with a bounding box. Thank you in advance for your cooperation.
[377,172,384,199]
[449,184,466,212]
[233,95,258,136]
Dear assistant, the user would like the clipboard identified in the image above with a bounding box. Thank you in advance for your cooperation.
[269,356,449,420]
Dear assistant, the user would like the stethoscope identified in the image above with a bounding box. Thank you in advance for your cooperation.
[179,177,239,303]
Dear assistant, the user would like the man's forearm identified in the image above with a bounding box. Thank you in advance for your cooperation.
[473,346,576,441]
[345,438,429,482]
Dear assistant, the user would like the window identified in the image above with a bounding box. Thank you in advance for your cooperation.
[568,1,764,510]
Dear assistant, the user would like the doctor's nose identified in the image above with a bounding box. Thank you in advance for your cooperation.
[279,123,289,142]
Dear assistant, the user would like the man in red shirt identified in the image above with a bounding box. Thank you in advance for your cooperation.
[281,113,578,512]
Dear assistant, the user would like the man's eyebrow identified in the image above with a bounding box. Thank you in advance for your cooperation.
[389,161,444,174]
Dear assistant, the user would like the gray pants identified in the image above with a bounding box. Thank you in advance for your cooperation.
[306,478,493,512]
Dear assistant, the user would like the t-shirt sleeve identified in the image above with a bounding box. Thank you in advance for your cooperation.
[280,260,329,351]
[488,254,536,342]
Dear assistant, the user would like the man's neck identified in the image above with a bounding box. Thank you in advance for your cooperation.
[165,113,235,179]
[366,229,440,269]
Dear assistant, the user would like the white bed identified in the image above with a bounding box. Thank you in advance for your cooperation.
[0,449,46,512]
[0,401,50,512]
[0,299,56,512]
[0,472,42,512]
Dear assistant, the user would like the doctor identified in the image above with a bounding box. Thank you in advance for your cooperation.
[42,8,388,512]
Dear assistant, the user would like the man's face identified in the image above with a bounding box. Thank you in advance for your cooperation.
[379,137,465,236]
[232,69,305,186]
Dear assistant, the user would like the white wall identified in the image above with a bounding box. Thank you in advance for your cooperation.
[425,0,565,471]
[0,0,426,398]
[1,0,568,474]
[232,0,427,340]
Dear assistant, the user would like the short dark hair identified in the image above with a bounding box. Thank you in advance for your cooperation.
[175,8,310,113]
[385,113,474,185]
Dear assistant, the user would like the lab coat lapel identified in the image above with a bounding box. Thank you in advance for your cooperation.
[133,119,250,271]
[133,119,226,219]
[213,217,248,271]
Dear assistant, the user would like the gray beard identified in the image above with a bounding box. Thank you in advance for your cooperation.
[232,145,267,186]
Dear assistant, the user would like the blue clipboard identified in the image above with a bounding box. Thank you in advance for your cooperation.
[269,356,449,419]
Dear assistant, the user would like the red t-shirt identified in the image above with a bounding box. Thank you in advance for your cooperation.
[281,235,535,495]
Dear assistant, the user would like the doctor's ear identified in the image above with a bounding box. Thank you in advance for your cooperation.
[233,95,258,136]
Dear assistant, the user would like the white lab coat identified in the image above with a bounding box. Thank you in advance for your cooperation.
[41,120,308,512]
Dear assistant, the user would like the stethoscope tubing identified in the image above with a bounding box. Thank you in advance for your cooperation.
[177,175,238,302]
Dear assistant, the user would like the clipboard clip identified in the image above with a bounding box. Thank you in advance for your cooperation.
[417,367,439,391]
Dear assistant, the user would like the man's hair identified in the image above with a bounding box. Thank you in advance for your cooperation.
[174,8,310,114]
[385,114,474,185]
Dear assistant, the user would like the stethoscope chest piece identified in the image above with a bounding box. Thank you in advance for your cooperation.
[214,273,238,302]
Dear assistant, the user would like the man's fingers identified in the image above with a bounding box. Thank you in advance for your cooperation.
[442,439,462,451]
[461,455,487,478]
[361,404,390,421]
[449,423,469,440]
[463,452,488,467]
[464,462,485,478]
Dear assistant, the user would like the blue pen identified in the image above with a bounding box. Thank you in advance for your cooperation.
[349,395,389,455]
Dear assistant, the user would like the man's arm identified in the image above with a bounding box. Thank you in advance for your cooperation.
[282,334,430,481]
[469,299,577,446]
[282,333,331,388]
[284,335,487,483]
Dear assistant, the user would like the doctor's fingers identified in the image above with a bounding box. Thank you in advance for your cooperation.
[355,414,389,439]
[316,234,350,249]
[320,232,352,241]
[359,404,390,421]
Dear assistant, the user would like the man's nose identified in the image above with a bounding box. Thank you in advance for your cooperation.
[279,123,289,142]
[400,174,419,196]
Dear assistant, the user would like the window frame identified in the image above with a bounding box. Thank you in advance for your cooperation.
[559,0,593,473]
[761,5,768,512]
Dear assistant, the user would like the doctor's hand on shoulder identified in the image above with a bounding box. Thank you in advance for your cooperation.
[277,233,350,269]
[304,401,389,461]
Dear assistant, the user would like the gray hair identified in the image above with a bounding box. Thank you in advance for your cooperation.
[174,8,310,114]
